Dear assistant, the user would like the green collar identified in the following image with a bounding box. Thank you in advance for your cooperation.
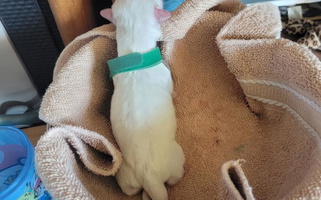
[107,47,162,78]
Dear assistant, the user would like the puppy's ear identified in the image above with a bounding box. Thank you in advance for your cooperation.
[154,8,171,24]
[100,9,116,24]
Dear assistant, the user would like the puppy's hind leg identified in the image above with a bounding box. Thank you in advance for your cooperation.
[166,165,185,186]
[142,190,151,200]
[166,144,186,186]
[116,164,142,196]
[143,174,168,200]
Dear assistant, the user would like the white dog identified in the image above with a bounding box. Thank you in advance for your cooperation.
[101,0,186,200]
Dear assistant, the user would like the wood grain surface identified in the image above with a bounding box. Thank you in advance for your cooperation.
[22,125,47,146]
[48,0,96,45]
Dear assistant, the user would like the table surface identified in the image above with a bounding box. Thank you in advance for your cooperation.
[22,125,47,146]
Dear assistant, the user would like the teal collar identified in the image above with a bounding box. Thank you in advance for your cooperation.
[107,47,162,78]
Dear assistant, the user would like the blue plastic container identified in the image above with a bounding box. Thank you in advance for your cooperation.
[0,126,52,200]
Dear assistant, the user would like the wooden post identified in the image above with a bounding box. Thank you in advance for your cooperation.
[48,0,96,45]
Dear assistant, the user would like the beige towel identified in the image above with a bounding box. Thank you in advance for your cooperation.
[35,0,321,199]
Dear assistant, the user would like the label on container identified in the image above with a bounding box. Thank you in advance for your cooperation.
[18,170,52,200]
[0,144,52,199]
[0,144,27,192]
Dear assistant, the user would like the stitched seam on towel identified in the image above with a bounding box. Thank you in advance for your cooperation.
[238,79,321,113]
[246,95,319,138]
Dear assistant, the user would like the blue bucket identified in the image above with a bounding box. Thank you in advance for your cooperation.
[0,126,52,200]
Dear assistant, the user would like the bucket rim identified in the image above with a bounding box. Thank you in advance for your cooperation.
[0,126,34,198]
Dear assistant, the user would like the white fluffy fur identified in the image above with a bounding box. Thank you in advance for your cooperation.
[105,0,186,200]
[112,0,163,56]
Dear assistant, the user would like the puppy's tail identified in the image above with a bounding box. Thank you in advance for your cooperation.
[142,175,168,200]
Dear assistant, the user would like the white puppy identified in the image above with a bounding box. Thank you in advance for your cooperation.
[101,1,186,200]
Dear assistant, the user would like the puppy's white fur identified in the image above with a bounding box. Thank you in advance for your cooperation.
[101,0,185,200]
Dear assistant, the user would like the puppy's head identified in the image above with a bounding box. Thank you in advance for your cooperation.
[100,0,171,26]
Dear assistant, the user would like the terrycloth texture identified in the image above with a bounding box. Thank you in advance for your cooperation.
[35,0,321,199]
